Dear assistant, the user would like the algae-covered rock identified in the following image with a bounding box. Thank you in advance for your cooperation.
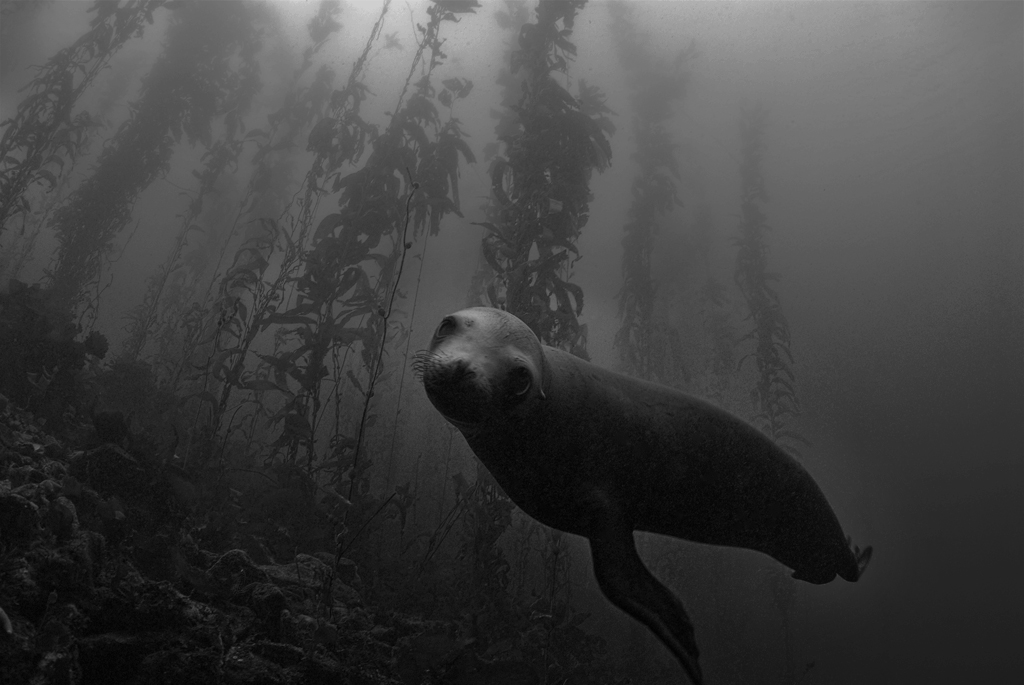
[41,495,78,540]
[68,445,146,502]
[260,553,362,609]
[0,489,38,542]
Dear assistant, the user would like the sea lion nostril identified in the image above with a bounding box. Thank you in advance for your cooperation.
[418,355,475,391]
[442,360,475,387]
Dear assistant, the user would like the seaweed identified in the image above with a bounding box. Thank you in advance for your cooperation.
[608,1,695,386]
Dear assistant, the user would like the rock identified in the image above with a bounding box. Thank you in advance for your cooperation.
[221,645,287,685]
[445,653,540,685]
[208,549,269,594]
[395,633,465,685]
[334,555,361,588]
[252,639,304,667]
[42,438,63,460]
[68,446,146,502]
[136,647,222,685]
[248,583,287,640]
[0,491,38,542]
[41,496,78,540]
[260,554,361,608]
[77,631,174,685]
[313,552,361,587]
[37,478,62,499]
[7,465,42,486]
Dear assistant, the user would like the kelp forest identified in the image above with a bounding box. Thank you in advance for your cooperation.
[6,0,1012,683]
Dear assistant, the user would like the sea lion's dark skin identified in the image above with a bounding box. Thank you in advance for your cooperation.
[418,307,871,684]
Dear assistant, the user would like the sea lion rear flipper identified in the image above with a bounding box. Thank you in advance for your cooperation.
[588,508,703,685]
[849,540,873,580]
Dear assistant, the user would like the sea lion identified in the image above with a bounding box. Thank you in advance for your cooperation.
[416,307,871,684]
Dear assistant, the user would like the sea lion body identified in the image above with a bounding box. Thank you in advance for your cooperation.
[418,307,870,683]
[467,344,859,583]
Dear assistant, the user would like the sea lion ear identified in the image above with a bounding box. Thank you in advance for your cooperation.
[535,350,548,400]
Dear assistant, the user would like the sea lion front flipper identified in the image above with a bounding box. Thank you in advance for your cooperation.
[587,504,703,685]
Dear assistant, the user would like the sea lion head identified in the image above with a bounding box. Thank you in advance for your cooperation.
[416,307,546,430]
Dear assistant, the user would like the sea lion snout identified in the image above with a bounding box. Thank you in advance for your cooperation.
[416,351,490,425]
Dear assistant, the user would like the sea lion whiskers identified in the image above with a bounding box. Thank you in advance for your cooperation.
[414,347,493,427]
[410,349,435,382]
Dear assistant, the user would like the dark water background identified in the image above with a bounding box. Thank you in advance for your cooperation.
[1,1,1020,682]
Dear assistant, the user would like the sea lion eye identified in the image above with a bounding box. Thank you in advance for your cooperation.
[436,316,456,339]
[508,365,532,396]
